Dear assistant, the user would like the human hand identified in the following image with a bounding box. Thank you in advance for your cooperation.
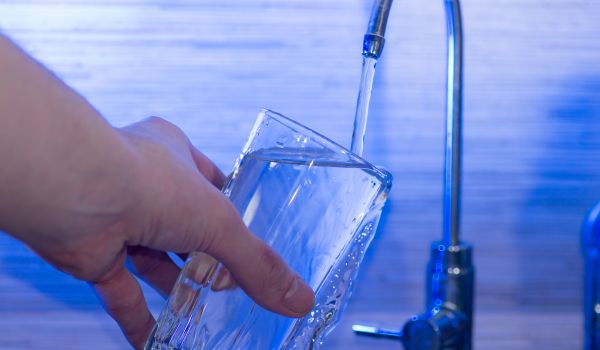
[0,35,313,350]
[18,117,315,349]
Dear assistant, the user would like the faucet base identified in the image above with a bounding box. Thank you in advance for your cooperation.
[402,241,474,350]
[353,241,474,350]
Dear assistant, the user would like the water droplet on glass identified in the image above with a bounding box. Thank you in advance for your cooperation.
[294,133,308,144]
[276,136,287,147]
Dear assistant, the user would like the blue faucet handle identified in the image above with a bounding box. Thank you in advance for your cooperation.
[583,201,600,350]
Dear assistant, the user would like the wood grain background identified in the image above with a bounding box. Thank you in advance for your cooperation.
[1,0,600,349]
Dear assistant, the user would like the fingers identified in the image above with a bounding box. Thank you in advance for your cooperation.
[126,246,181,298]
[188,145,227,189]
[211,266,236,291]
[183,251,219,285]
[121,116,313,318]
[189,194,314,317]
[221,236,314,317]
[179,252,237,291]
[145,179,315,317]
[90,266,155,350]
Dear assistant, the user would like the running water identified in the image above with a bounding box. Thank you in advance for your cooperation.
[350,56,378,157]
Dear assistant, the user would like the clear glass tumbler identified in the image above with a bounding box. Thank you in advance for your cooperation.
[145,109,392,350]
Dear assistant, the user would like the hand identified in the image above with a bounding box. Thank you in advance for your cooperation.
[16,117,315,349]
[0,35,313,349]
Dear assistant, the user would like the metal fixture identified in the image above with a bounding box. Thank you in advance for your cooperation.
[352,1,475,349]
[582,201,600,350]
[363,0,393,59]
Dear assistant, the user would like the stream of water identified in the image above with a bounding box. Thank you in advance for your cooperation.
[350,56,378,157]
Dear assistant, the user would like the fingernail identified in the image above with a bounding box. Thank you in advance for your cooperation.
[211,272,227,291]
[212,269,235,291]
[283,276,315,316]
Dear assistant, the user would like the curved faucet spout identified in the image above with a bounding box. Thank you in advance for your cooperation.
[363,0,393,58]
[353,1,473,349]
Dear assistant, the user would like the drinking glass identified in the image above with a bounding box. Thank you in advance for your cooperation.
[145,109,392,350]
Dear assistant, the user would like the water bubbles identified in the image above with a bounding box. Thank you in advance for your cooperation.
[354,222,374,245]
[324,311,334,320]
[276,135,287,147]
[294,133,309,144]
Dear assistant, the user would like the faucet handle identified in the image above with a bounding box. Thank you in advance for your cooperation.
[401,308,467,350]
[352,324,402,339]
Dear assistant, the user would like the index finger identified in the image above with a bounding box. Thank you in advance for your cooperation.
[188,145,226,189]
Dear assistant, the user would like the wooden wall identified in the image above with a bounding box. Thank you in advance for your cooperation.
[1,0,600,349]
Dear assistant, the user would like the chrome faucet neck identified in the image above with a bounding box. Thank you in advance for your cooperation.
[443,0,464,247]
[363,0,393,59]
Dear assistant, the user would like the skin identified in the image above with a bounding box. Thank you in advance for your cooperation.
[0,34,314,349]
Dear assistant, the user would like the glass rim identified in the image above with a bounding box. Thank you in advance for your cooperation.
[258,108,393,185]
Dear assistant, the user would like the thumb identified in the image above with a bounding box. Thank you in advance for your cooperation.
[155,181,315,317]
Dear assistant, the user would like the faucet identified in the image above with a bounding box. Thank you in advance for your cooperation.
[362,0,393,59]
[582,201,600,350]
[352,1,475,349]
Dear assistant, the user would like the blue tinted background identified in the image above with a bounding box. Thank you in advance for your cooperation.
[1,0,600,349]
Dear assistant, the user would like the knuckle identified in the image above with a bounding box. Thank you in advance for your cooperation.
[145,116,185,136]
[145,115,168,125]
[141,116,190,150]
